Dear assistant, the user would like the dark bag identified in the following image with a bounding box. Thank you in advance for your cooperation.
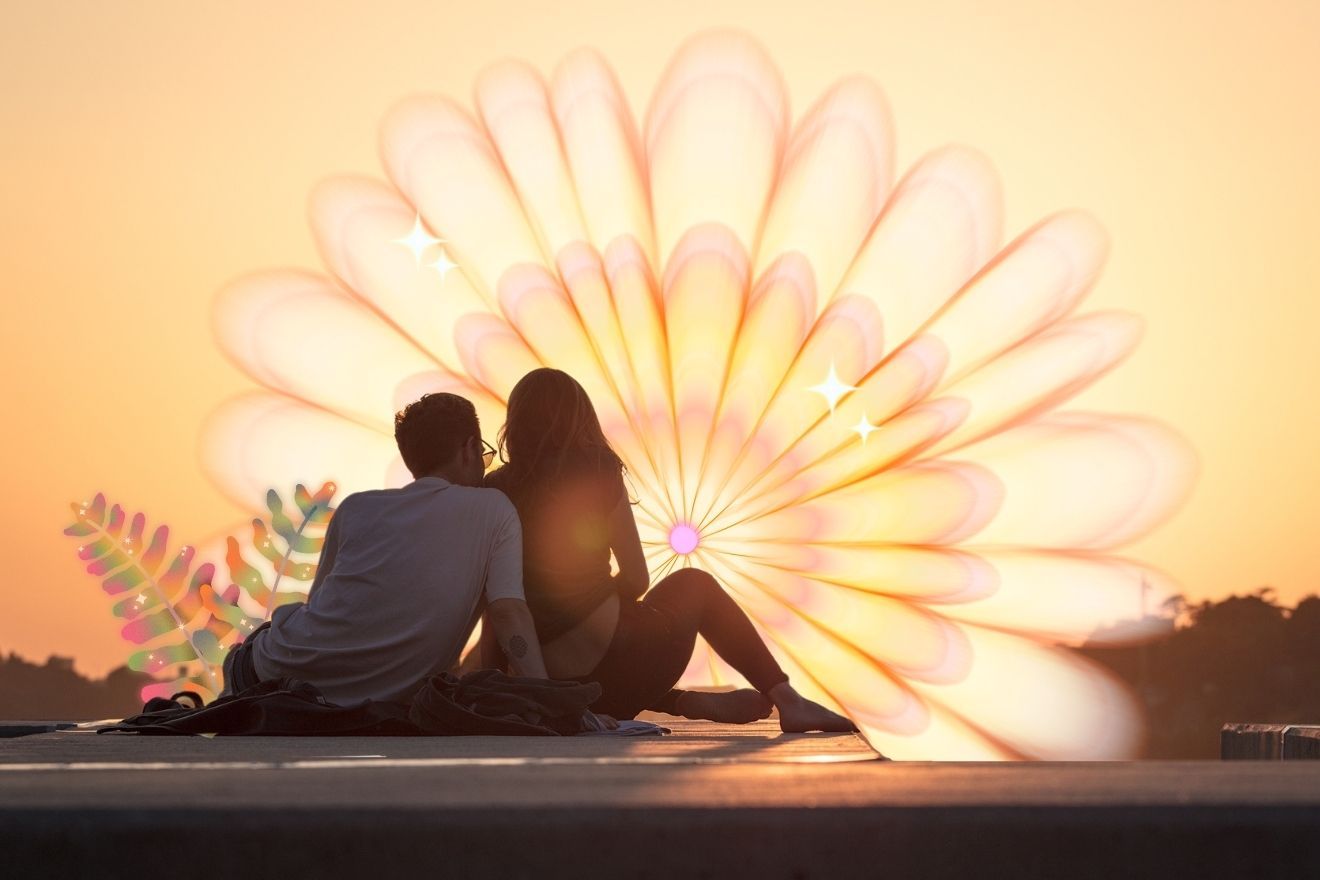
[97,669,603,737]
[96,677,419,737]
[409,669,602,736]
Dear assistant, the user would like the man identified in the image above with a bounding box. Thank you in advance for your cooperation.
[220,392,548,704]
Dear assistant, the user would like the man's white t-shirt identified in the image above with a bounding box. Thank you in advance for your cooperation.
[247,476,524,705]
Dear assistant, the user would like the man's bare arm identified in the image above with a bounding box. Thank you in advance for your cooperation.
[485,598,548,679]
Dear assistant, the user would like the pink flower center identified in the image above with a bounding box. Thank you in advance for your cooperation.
[668,523,700,555]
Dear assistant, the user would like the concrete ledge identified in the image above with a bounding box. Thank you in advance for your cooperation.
[1222,723,1288,759]
[1222,724,1320,759]
[1284,726,1320,760]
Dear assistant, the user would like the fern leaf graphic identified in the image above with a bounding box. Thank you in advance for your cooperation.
[64,494,243,702]
[225,482,337,621]
[65,482,339,704]
[200,581,265,638]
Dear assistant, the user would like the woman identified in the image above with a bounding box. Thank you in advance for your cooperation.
[481,368,854,732]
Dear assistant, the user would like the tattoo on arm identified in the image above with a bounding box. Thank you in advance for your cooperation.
[508,635,528,659]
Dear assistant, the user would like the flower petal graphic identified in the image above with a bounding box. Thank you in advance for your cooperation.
[754,76,895,300]
[476,60,591,259]
[379,95,546,297]
[646,30,788,268]
[905,625,1145,760]
[663,225,750,519]
[208,30,1196,760]
[551,48,655,262]
[201,392,400,510]
[308,175,494,376]
[213,270,455,433]
[950,412,1197,549]
[915,210,1110,391]
[833,145,1003,337]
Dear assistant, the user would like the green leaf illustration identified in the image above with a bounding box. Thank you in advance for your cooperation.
[224,481,337,620]
[66,482,339,704]
[63,493,243,701]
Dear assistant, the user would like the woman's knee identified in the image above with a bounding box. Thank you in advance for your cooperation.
[652,567,722,605]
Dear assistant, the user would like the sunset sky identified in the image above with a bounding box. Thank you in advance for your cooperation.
[3,0,1318,679]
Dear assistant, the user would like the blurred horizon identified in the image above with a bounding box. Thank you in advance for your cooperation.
[2,0,1318,678]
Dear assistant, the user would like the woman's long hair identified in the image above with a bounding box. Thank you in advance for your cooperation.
[494,368,628,498]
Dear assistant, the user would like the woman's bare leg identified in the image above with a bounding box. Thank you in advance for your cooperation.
[643,568,856,732]
[673,689,773,723]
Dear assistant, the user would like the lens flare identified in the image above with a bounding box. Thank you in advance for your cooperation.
[204,29,1196,760]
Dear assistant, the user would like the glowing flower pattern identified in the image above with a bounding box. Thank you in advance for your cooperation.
[205,30,1196,759]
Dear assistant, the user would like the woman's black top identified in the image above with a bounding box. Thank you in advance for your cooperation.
[482,450,628,643]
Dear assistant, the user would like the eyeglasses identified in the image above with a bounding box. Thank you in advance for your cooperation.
[480,438,497,470]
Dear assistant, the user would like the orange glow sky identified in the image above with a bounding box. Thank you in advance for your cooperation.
[3,0,1318,678]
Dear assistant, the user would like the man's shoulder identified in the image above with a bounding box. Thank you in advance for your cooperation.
[334,487,378,507]
[340,481,518,531]
[449,483,517,516]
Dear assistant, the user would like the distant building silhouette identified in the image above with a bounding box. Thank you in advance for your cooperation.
[0,650,156,720]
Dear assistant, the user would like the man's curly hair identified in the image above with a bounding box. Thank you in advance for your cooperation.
[393,392,480,479]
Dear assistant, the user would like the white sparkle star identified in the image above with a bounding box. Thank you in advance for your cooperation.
[850,412,879,445]
[808,361,859,414]
[393,215,445,265]
[429,248,460,284]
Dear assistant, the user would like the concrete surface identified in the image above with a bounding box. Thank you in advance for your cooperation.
[3,720,1319,879]
[1222,722,1320,759]
[1285,726,1320,759]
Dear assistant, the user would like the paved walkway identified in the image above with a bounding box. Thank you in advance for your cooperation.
[3,720,1319,878]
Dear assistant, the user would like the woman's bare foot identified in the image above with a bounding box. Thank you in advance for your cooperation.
[675,689,774,724]
[768,682,857,733]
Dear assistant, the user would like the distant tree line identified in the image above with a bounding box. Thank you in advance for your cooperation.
[1076,588,1320,758]
[0,652,156,721]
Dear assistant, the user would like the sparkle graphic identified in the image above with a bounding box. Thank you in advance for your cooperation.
[429,248,460,284]
[392,214,444,265]
[207,31,1196,760]
[808,362,859,415]
[850,412,879,445]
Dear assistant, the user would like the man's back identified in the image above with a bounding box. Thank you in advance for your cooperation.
[247,475,524,705]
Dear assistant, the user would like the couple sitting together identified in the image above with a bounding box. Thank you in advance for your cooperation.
[222,367,853,733]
